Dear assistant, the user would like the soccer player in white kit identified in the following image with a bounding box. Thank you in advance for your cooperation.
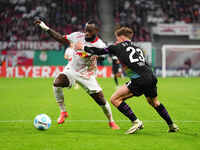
[34,19,119,130]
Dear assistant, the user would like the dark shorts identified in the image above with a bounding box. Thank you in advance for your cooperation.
[126,74,158,98]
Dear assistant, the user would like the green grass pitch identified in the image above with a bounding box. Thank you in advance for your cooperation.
[0,77,200,150]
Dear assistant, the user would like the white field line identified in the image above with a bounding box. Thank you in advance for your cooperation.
[0,120,200,123]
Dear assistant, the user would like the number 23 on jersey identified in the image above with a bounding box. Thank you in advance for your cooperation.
[126,47,145,63]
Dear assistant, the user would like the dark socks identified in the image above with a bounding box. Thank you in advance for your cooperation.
[114,76,118,86]
[154,103,173,125]
[117,102,137,122]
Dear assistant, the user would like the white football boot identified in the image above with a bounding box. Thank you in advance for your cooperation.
[125,119,144,134]
[168,123,179,132]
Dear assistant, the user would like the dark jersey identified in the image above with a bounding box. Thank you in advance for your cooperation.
[84,41,153,79]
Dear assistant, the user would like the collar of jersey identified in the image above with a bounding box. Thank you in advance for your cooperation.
[89,37,99,43]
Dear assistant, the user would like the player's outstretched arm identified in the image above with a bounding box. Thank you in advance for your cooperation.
[74,41,109,55]
[34,20,69,45]
[84,46,109,55]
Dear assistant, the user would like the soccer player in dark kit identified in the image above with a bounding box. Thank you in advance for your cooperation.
[75,26,179,134]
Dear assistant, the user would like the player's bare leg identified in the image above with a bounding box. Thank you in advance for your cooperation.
[146,97,179,132]
[111,85,143,134]
[90,92,120,130]
[53,73,70,124]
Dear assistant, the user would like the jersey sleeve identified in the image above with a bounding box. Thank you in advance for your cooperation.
[107,45,117,54]
[64,32,82,43]
[64,48,73,60]
[84,44,116,55]
[95,39,106,48]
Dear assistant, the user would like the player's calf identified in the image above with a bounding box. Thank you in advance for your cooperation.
[90,92,120,129]
[90,92,106,105]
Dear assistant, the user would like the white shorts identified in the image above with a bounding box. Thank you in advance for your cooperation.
[58,66,102,94]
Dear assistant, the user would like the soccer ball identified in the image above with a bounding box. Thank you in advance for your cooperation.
[33,114,52,130]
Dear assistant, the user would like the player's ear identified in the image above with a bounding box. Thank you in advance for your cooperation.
[95,27,99,33]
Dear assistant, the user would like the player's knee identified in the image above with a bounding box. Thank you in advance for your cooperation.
[53,74,69,87]
[153,100,160,108]
[148,98,160,108]
[110,96,117,106]
[110,98,115,105]
[147,100,154,106]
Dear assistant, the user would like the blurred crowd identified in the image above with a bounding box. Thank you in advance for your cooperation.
[114,0,200,42]
[114,0,151,41]
[1,0,200,42]
[0,0,99,41]
[148,0,200,24]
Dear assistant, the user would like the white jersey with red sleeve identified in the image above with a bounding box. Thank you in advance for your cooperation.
[63,32,106,78]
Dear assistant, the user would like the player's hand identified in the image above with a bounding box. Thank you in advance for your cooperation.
[115,40,120,45]
[74,41,84,50]
[34,19,49,31]
[34,19,42,25]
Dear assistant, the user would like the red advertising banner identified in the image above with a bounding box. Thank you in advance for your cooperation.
[0,66,112,78]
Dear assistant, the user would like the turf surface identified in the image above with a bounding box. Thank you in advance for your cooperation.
[0,77,199,150]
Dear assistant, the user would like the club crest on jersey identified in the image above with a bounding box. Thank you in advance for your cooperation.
[76,51,89,58]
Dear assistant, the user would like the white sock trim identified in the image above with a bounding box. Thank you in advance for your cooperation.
[53,86,64,102]
[101,101,114,122]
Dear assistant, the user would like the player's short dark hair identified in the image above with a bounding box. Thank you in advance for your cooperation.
[86,20,99,29]
[115,27,133,40]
